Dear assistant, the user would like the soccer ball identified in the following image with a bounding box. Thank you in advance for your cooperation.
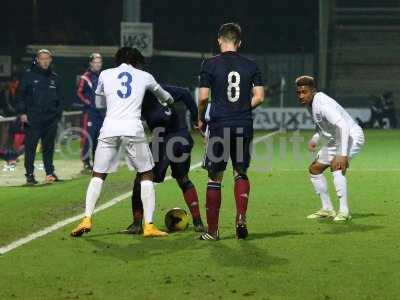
[164,208,189,232]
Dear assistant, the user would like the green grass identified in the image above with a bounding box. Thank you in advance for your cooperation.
[0,130,399,300]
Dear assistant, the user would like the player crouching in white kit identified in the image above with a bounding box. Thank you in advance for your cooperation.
[71,47,173,237]
[296,76,365,222]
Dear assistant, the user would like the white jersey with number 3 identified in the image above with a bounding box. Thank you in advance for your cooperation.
[95,63,168,139]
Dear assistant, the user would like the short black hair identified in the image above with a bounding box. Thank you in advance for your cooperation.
[295,75,315,88]
[131,48,145,68]
[218,23,241,45]
[115,47,144,67]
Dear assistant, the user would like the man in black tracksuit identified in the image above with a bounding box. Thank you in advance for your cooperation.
[16,49,63,185]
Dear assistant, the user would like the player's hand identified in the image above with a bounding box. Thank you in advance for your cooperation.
[308,140,317,152]
[203,135,208,145]
[157,96,173,107]
[165,96,174,106]
[195,120,205,136]
[20,114,28,124]
[194,120,208,144]
[332,155,349,175]
[158,100,168,107]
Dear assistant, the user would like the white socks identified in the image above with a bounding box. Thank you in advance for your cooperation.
[310,173,333,211]
[310,172,349,214]
[141,180,156,224]
[84,177,104,217]
[332,170,349,215]
[83,177,156,223]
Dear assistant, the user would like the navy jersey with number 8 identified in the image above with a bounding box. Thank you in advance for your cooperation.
[199,51,263,127]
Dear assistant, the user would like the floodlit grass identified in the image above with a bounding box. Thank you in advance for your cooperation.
[0,130,399,300]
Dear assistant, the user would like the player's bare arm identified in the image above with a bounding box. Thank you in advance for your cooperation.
[251,86,265,109]
[152,84,174,105]
[331,155,349,174]
[308,131,320,152]
[308,140,317,152]
[196,87,209,132]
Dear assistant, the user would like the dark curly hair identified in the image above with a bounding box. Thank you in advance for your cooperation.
[115,47,145,67]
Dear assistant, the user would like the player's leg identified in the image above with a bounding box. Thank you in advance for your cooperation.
[330,160,349,221]
[132,176,143,221]
[70,171,107,237]
[80,111,92,172]
[232,170,249,239]
[120,174,145,234]
[138,170,167,237]
[23,124,41,185]
[122,136,169,234]
[41,119,59,183]
[125,137,167,237]
[200,126,228,241]
[200,170,224,241]
[176,175,205,232]
[71,137,119,237]
[170,132,205,231]
[82,137,116,220]
[331,131,364,221]
[307,160,333,219]
[90,112,103,163]
[122,175,144,234]
[231,126,252,239]
[84,171,107,218]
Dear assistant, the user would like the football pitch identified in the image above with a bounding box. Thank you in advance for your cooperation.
[0,130,399,300]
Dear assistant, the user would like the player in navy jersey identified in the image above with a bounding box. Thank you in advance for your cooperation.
[120,50,205,234]
[197,23,265,240]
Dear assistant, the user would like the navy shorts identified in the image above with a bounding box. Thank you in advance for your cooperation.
[202,125,253,174]
[150,130,194,182]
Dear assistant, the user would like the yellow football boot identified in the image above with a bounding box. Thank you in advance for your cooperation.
[70,217,92,237]
[143,223,168,237]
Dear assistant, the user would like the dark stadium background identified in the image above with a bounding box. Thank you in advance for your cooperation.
[0,0,318,109]
[0,0,318,53]
[1,0,399,116]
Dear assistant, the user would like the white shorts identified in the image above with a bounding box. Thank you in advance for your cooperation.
[93,136,154,174]
[316,128,365,165]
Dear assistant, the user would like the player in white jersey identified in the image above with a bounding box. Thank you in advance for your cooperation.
[71,47,173,237]
[296,76,365,221]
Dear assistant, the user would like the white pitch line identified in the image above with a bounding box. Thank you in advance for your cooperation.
[0,130,280,255]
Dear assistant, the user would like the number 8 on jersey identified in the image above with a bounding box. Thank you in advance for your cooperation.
[227,71,240,102]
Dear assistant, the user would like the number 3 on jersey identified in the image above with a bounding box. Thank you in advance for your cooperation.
[117,72,133,99]
[227,71,240,102]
